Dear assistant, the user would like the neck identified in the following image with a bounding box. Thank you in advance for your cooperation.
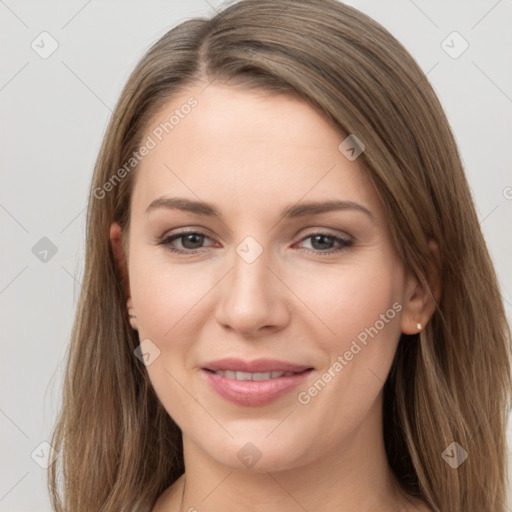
[175,397,412,512]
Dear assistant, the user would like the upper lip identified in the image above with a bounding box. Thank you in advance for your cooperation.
[202,358,313,373]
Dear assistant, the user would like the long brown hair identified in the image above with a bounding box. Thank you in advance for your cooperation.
[48,1,512,510]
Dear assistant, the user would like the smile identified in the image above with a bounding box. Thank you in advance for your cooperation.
[210,370,297,380]
[201,358,314,406]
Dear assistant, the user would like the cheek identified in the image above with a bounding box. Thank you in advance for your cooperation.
[128,251,209,425]
[289,253,403,435]
[289,253,403,354]
[129,247,214,344]
[292,253,404,428]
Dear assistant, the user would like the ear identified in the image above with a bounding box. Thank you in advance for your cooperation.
[110,222,137,330]
[400,240,441,334]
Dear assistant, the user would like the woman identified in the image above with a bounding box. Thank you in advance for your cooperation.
[48,1,511,511]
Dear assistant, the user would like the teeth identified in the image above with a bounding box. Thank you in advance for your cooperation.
[236,371,253,381]
[213,370,296,380]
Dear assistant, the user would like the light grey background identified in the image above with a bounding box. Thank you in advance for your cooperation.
[1,0,511,510]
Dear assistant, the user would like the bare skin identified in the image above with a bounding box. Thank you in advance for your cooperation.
[110,82,438,512]
[152,474,431,512]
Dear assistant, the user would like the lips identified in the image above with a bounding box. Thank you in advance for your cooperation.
[210,370,297,380]
[203,358,312,373]
[201,358,313,406]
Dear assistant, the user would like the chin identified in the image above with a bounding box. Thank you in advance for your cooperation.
[196,429,315,473]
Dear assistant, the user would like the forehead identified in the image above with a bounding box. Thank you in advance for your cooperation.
[130,83,381,219]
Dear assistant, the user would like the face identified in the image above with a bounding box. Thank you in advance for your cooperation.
[111,83,423,472]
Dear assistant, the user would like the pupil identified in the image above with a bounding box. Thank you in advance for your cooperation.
[183,234,203,249]
[179,234,336,251]
[312,234,333,250]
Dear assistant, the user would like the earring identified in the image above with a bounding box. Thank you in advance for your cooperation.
[127,300,138,330]
[416,322,422,331]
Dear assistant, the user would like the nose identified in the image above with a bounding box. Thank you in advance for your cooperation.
[215,245,291,337]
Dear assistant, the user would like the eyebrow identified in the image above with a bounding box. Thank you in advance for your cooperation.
[145,196,375,222]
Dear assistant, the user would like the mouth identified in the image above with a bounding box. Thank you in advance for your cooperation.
[205,369,301,380]
[202,357,313,374]
[201,358,314,406]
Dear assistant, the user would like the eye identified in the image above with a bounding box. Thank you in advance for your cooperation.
[157,229,353,256]
[296,232,353,255]
[158,230,216,254]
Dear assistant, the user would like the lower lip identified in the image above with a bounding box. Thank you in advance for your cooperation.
[202,369,312,406]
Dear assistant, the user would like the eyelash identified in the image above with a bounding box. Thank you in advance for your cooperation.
[157,229,353,256]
